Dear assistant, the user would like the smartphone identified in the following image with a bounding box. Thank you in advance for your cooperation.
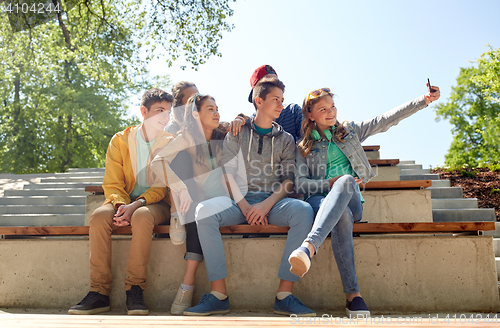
[427,78,432,93]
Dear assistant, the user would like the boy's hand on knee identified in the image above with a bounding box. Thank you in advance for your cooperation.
[246,202,271,225]
[113,203,139,226]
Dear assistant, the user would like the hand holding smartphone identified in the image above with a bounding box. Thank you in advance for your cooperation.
[427,78,432,93]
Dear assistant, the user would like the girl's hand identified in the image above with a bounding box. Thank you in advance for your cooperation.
[178,188,193,215]
[230,116,245,136]
[354,177,363,185]
[237,199,252,217]
[329,176,342,188]
[425,85,441,105]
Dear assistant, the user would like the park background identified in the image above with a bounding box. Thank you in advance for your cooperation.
[137,0,500,169]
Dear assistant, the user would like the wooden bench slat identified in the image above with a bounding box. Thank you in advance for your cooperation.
[0,222,493,236]
[369,159,400,166]
[362,180,432,190]
[362,145,380,151]
[86,179,432,195]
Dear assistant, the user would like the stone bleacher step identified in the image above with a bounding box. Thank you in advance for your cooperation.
[24,182,101,190]
[5,189,89,197]
[485,222,500,237]
[399,168,430,175]
[0,205,85,215]
[427,186,463,199]
[52,172,105,178]
[431,198,478,209]
[0,196,86,206]
[432,208,496,222]
[397,164,423,170]
[399,160,416,165]
[0,214,85,226]
[68,168,105,173]
[40,177,104,183]
[431,180,451,187]
[495,256,500,280]
[400,173,440,180]
[494,238,500,256]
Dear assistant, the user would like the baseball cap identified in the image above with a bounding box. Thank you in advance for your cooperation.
[248,65,278,103]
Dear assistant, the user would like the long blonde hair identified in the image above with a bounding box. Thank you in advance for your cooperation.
[297,89,348,158]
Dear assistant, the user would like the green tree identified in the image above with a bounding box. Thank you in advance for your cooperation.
[435,63,500,167]
[0,0,235,173]
[472,46,500,104]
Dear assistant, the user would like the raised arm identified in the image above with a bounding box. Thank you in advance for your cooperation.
[352,86,440,143]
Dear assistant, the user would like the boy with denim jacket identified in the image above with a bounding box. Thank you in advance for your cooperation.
[183,77,315,317]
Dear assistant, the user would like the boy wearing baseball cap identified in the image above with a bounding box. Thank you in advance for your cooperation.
[242,65,303,142]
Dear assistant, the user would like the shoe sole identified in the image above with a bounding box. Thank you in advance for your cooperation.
[127,309,149,315]
[288,250,310,278]
[274,310,316,317]
[183,309,230,316]
[346,309,371,317]
[68,306,110,315]
[171,305,190,315]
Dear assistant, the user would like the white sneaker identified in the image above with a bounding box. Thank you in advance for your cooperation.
[170,213,186,245]
[288,248,311,278]
[170,286,194,315]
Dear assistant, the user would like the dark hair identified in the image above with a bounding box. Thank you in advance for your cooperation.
[297,89,348,158]
[140,88,173,111]
[171,81,197,124]
[172,81,197,108]
[182,94,227,165]
[252,77,285,109]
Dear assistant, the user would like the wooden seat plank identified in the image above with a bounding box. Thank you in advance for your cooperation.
[369,159,400,166]
[362,145,380,151]
[86,180,432,195]
[362,180,432,190]
[0,222,493,236]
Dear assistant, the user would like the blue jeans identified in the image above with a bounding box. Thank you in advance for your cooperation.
[306,175,363,294]
[195,192,314,282]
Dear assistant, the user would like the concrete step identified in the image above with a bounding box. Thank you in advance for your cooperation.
[399,168,431,175]
[485,222,500,238]
[5,189,89,196]
[24,182,101,190]
[427,187,463,199]
[0,214,85,226]
[400,174,440,180]
[399,160,415,165]
[432,208,496,222]
[0,196,86,206]
[52,172,105,177]
[431,198,478,209]
[431,180,451,187]
[0,205,85,215]
[68,168,105,173]
[40,177,103,183]
[494,238,500,257]
[397,164,423,170]
[496,257,500,280]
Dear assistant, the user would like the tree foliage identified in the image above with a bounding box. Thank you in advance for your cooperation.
[0,0,235,173]
[435,52,500,167]
[471,46,500,104]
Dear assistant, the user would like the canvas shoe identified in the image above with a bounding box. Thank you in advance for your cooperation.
[170,286,194,315]
[68,291,110,315]
[170,212,186,245]
[183,293,230,316]
[346,296,370,317]
[288,247,311,277]
[274,294,316,317]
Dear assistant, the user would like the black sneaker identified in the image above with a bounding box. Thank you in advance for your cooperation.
[68,291,110,315]
[126,285,149,315]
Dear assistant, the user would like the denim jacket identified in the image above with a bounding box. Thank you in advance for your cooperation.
[296,95,427,199]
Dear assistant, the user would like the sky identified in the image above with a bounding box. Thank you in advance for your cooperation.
[132,0,500,169]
